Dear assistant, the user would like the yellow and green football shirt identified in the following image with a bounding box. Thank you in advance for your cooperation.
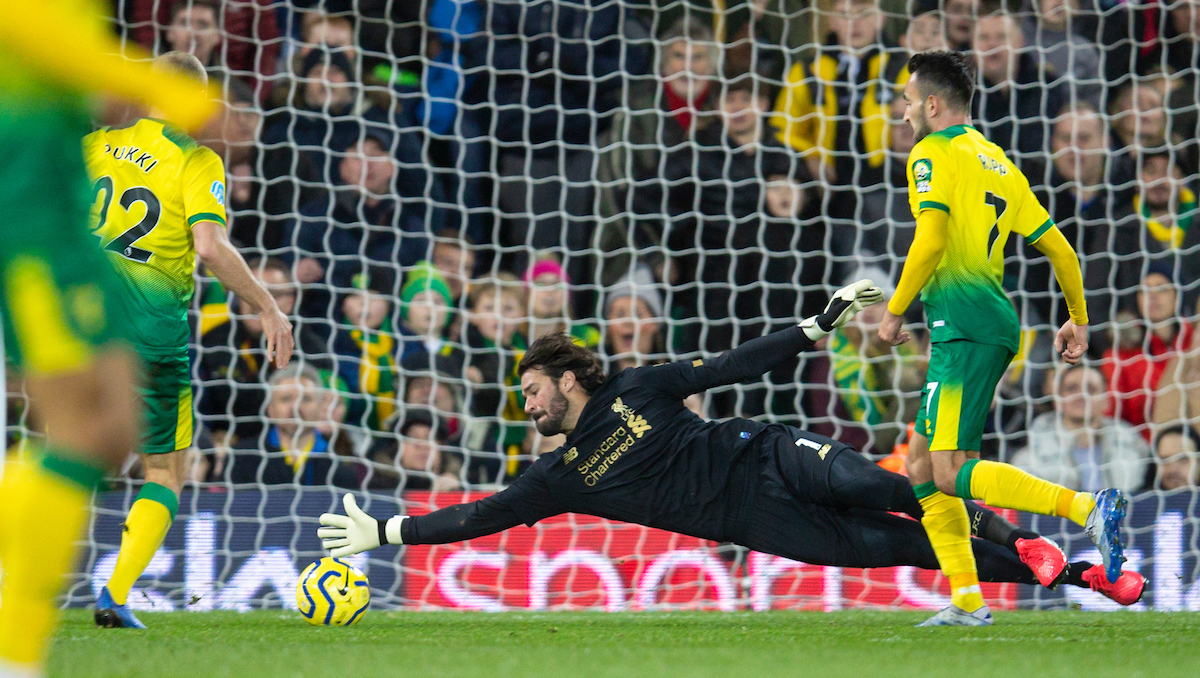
[83,119,227,356]
[906,124,1054,353]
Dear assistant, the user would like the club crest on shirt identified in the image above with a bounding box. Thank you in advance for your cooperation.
[612,397,652,438]
[913,158,933,193]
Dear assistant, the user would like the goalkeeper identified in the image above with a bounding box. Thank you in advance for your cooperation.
[320,281,1144,607]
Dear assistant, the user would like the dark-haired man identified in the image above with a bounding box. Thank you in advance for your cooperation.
[319,281,1145,617]
[878,50,1128,625]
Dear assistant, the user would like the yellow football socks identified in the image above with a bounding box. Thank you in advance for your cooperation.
[105,482,178,606]
[915,481,985,613]
[959,459,1095,527]
[1062,489,1097,527]
[0,451,106,669]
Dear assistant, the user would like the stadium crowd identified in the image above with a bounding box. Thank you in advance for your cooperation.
[4,0,1200,497]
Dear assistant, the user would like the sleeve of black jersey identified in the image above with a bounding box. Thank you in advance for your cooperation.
[635,325,815,398]
[400,459,563,545]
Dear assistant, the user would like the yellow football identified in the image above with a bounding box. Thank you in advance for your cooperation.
[296,557,370,626]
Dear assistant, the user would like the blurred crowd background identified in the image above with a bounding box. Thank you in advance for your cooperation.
[5,0,1200,498]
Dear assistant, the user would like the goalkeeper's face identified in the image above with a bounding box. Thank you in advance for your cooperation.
[522,370,572,436]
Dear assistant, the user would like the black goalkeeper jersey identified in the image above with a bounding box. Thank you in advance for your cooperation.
[400,325,818,547]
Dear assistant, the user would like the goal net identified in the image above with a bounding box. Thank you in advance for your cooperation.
[4,0,1199,613]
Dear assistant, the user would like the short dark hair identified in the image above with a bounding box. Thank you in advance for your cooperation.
[518,332,607,395]
[171,0,219,20]
[1154,424,1200,454]
[907,50,976,112]
[1139,148,1173,168]
[720,73,766,100]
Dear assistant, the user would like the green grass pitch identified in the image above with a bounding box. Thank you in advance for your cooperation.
[50,610,1200,678]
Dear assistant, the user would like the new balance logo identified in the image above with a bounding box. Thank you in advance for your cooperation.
[563,447,578,464]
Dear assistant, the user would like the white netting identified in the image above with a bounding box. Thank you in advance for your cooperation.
[3,0,1199,612]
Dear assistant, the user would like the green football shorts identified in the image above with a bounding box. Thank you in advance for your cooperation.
[0,105,130,374]
[140,353,194,454]
[916,339,1015,453]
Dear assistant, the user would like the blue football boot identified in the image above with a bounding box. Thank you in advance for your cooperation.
[94,586,147,629]
[1085,488,1128,583]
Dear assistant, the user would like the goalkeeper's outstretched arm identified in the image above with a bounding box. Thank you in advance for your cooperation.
[319,492,534,557]
[645,279,885,399]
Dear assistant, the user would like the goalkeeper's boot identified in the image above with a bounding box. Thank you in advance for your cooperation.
[1084,488,1128,583]
[93,586,146,629]
[917,604,993,627]
[1015,537,1068,589]
[1082,565,1146,607]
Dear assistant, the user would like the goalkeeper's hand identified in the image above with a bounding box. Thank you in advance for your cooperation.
[318,494,406,557]
[799,279,885,341]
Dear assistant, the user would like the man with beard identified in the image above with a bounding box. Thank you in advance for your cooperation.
[877,51,1127,626]
[318,281,1146,616]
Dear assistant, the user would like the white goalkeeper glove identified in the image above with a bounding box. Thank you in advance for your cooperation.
[318,493,406,557]
[799,279,885,341]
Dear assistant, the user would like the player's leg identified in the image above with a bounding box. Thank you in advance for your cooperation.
[98,355,191,629]
[825,439,1068,576]
[0,115,139,671]
[924,341,1123,579]
[847,509,1032,583]
[742,475,1144,605]
[822,442,922,518]
[747,490,1054,588]
[839,509,1142,604]
[820,436,1047,559]
[906,348,985,618]
[0,344,138,670]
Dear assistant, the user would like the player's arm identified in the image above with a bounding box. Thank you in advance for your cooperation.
[195,224,294,369]
[1030,225,1090,363]
[880,144,953,346]
[318,494,525,556]
[187,151,294,368]
[643,280,884,398]
[1010,185,1089,363]
[0,2,215,131]
[318,464,562,555]
[879,207,949,345]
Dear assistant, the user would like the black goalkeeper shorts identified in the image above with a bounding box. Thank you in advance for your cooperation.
[759,426,853,506]
[741,427,927,568]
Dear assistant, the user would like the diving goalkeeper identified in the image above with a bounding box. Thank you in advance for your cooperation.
[319,282,1144,606]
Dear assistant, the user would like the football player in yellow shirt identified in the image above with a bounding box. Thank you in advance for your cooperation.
[83,52,295,630]
[878,51,1136,626]
[0,2,218,675]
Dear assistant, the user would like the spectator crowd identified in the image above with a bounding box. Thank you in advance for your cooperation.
[5,0,1200,497]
